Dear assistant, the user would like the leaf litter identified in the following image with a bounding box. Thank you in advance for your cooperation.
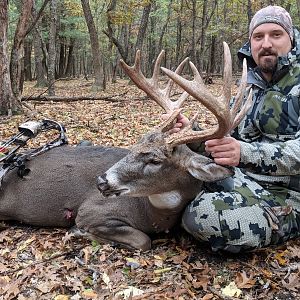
[0,78,299,300]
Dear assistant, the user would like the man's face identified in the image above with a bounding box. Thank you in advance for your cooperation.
[250,23,292,75]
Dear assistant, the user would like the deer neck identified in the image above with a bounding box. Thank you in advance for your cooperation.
[148,188,199,213]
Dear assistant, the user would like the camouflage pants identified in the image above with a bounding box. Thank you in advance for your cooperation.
[182,168,300,253]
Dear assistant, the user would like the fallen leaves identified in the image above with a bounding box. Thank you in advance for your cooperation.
[235,270,256,289]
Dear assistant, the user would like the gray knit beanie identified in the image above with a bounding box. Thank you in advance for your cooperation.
[249,5,293,41]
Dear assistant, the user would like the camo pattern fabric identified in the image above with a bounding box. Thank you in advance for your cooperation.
[183,28,300,252]
[182,168,300,253]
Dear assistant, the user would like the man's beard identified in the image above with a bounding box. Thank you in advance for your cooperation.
[258,49,278,73]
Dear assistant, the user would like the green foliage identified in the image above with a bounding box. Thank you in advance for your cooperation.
[64,0,83,16]
[107,0,152,25]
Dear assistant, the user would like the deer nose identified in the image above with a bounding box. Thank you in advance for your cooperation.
[97,174,109,192]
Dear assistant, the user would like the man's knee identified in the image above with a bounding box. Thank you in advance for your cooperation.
[182,194,273,253]
[182,194,222,239]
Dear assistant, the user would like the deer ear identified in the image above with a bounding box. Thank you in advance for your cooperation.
[187,156,234,182]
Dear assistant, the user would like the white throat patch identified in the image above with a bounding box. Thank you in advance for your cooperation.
[148,191,182,210]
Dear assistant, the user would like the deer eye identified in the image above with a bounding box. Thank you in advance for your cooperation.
[143,154,162,165]
[148,158,161,165]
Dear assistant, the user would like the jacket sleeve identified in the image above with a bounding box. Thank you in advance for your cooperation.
[238,128,300,176]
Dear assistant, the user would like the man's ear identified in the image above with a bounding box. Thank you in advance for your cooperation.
[187,155,234,182]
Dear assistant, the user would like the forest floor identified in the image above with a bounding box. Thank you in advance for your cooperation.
[0,78,299,300]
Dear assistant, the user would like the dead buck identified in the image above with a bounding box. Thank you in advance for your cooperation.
[0,43,251,251]
[97,42,253,250]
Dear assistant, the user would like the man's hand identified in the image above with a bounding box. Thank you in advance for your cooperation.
[205,137,241,167]
[161,113,190,134]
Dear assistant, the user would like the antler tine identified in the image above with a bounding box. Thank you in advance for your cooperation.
[134,49,142,72]
[156,57,190,133]
[229,57,250,130]
[152,50,165,89]
[120,50,169,112]
[157,108,184,133]
[120,50,189,114]
[222,42,232,106]
[161,60,231,132]
[231,58,248,116]
[231,87,253,129]
[163,57,190,109]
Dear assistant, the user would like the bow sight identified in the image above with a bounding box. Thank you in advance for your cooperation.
[0,119,68,184]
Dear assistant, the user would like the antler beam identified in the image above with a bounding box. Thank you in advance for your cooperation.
[161,42,253,147]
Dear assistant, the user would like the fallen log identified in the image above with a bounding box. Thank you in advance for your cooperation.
[21,91,128,102]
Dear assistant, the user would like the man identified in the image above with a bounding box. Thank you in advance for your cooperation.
[174,5,300,253]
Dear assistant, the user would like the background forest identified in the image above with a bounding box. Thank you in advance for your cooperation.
[1,0,300,115]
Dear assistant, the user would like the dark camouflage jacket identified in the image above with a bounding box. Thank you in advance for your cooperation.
[236,28,300,192]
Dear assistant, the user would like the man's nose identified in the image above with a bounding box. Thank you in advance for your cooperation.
[261,37,272,48]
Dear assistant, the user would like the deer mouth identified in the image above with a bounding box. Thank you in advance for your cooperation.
[100,188,129,197]
[97,175,129,197]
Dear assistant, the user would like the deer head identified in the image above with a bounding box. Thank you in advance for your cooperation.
[97,43,252,202]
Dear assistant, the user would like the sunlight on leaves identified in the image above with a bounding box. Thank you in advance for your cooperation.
[221,281,242,298]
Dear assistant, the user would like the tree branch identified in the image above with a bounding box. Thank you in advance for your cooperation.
[25,0,50,36]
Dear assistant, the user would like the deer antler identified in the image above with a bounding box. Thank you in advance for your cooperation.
[161,42,253,147]
[120,50,190,131]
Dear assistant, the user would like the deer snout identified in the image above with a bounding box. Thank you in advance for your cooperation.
[97,174,129,197]
[97,175,109,193]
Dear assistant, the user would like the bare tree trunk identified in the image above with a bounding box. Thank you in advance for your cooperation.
[24,39,33,81]
[0,0,17,115]
[198,0,207,72]
[47,0,57,96]
[33,27,47,87]
[106,0,118,83]
[81,0,104,90]
[247,0,253,26]
[148,12,156,74]
[135,2,152,52]
[209,35,216,74]
[58,41,65,78]
[32,0,47,87]
[10,0,34,98]
[296,0,300,17]
[111,51,121,83]
[175,0,183,65]
[191,0,196,63]
[197,0,217,73]
[65,38,75,77]
[157,0,173,52]
[104,1,130,65]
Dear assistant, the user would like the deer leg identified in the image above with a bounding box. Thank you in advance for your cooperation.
[75,202,152,251]
[75,225,151,251]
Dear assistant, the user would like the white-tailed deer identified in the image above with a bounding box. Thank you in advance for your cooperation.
[97,42,253,249]
[1,144,185,251]
[0,43,251,251]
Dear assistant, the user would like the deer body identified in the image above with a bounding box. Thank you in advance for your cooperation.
[0,144,206,250]
[0,145,127,227]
